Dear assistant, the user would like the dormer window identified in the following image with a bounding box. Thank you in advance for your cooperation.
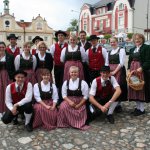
[37,22,42,30]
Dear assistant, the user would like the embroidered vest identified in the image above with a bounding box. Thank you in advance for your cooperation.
[6,47,20,57]
[88,46,104,70]
[10,82,28,104]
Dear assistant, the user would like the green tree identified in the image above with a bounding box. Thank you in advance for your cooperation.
[67,19,78,32]
[127,33,134,39]
[104,34,111,43]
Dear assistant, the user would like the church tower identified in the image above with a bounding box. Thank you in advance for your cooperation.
[3,0,9,14]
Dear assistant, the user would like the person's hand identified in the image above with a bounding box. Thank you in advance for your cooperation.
[50,105,55,111]
[46,105,51,110]
[104,102,110,110]
[11,105,18,115]
[74,104,80,109]
[110,71,115,76]
[101,106,108,113]
[69,101,76,107]
[136,67,142,73]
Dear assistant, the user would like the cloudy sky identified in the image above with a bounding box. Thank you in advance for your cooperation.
[0,0,98,30]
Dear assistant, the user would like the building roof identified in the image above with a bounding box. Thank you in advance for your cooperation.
[93,0,115,8]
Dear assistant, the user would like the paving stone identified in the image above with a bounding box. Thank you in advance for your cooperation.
[18,137,32,144]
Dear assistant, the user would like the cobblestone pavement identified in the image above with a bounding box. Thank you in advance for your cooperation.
[0,102,150,150]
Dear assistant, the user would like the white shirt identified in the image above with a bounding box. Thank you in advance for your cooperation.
[60,45,87,63]
[9,45,22,54]
[14,52,37,71]
[80,40,87,48]
[89,76,119,96]
[62,78,89,100]
[0,55,6,62]
[109,47,126,67]
[34,81,58,103]
[50,42,66,58]
[86,44,108,65]
[5,82,33,111]
[134,45,142,53]
[37,52,46,60]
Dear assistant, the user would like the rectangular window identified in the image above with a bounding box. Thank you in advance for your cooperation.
[118,16,124,26]
[106,19,110,27]
[100,20,103,30]
[18,36,21,40]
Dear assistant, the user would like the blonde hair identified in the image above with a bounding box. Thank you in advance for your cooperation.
[69,66,79,73]
[132,33,145,44]
[110,37,118,42]
[23,41,32,48]
[37,41,47,49]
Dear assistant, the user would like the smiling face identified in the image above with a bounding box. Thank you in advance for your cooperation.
[0,43,6,54]
[101,71,110,81]
[9,38,17,47]
[91,39,98,47]
[79,32,86,42]
[134,35,143,47]
[69,66,79,80]
[15,74,25,86]
[24,44,31,54]
[110,38,118,48]
[69,35,77,47]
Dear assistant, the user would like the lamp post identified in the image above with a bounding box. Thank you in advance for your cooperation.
[146,0,149,40]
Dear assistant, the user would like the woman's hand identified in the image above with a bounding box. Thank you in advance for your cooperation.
[45,105,51,110]
[68,101,76,107]
[74,104,80,109]
[50,105,56,111]
[110,71,115,76]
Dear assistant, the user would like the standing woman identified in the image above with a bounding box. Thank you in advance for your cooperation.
[0,42,15,114]
[128,33,150,116]
[109,37,127,111]
[35,41,53,83]
[60,34,87,81]
[33,69,58,130]
[57,66,89,130]
[14,42,37,85]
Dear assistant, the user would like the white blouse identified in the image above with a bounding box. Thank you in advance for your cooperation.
[60,45,87,63]
[109,47,126,67]
[62,78,89,100]
[0,55,6,62]
[14,52,37,71]
[34,81,58,103]
[90,76,119,96]
[86,44,108,65]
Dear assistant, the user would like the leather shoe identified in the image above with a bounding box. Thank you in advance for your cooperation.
[13,119,19,125]
[134,110,145,116]
[107,114,115,124]
[25,124,33,132]
[115,105,122,113]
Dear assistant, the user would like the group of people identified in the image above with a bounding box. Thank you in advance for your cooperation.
[0,30,150,132]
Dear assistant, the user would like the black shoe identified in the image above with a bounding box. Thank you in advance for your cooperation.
[131,108,139,115]
[25,124,33,132]
[134,110,145,116]
[13,119,19,125]
[107,114,115,124]
[115,105,122,113]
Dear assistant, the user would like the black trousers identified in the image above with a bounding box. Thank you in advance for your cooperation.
[144,70,150,102]
[54,65,64,104]
[2,102,33,124]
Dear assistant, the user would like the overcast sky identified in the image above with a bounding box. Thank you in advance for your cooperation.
[0,0,98,30]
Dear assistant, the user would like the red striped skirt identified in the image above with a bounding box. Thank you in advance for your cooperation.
[33,100,58,130]
[57,96,90,130]
[0,70,10,113]
[24,69,37,85]
[128,61,145,101]
[63,61,84,81]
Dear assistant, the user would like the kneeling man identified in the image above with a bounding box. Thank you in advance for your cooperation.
[89,66,121,124]
[2,70,33,132]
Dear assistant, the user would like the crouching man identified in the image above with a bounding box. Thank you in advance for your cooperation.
[2,70,33,132]
[89,66,121,124]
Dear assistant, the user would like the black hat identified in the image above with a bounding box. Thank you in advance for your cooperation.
[101,66,110,72]
[55,30,67,37]
[7,34,18,40]
[32,36,43,44]
[89,35,100,41]
[13,70,27,77]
